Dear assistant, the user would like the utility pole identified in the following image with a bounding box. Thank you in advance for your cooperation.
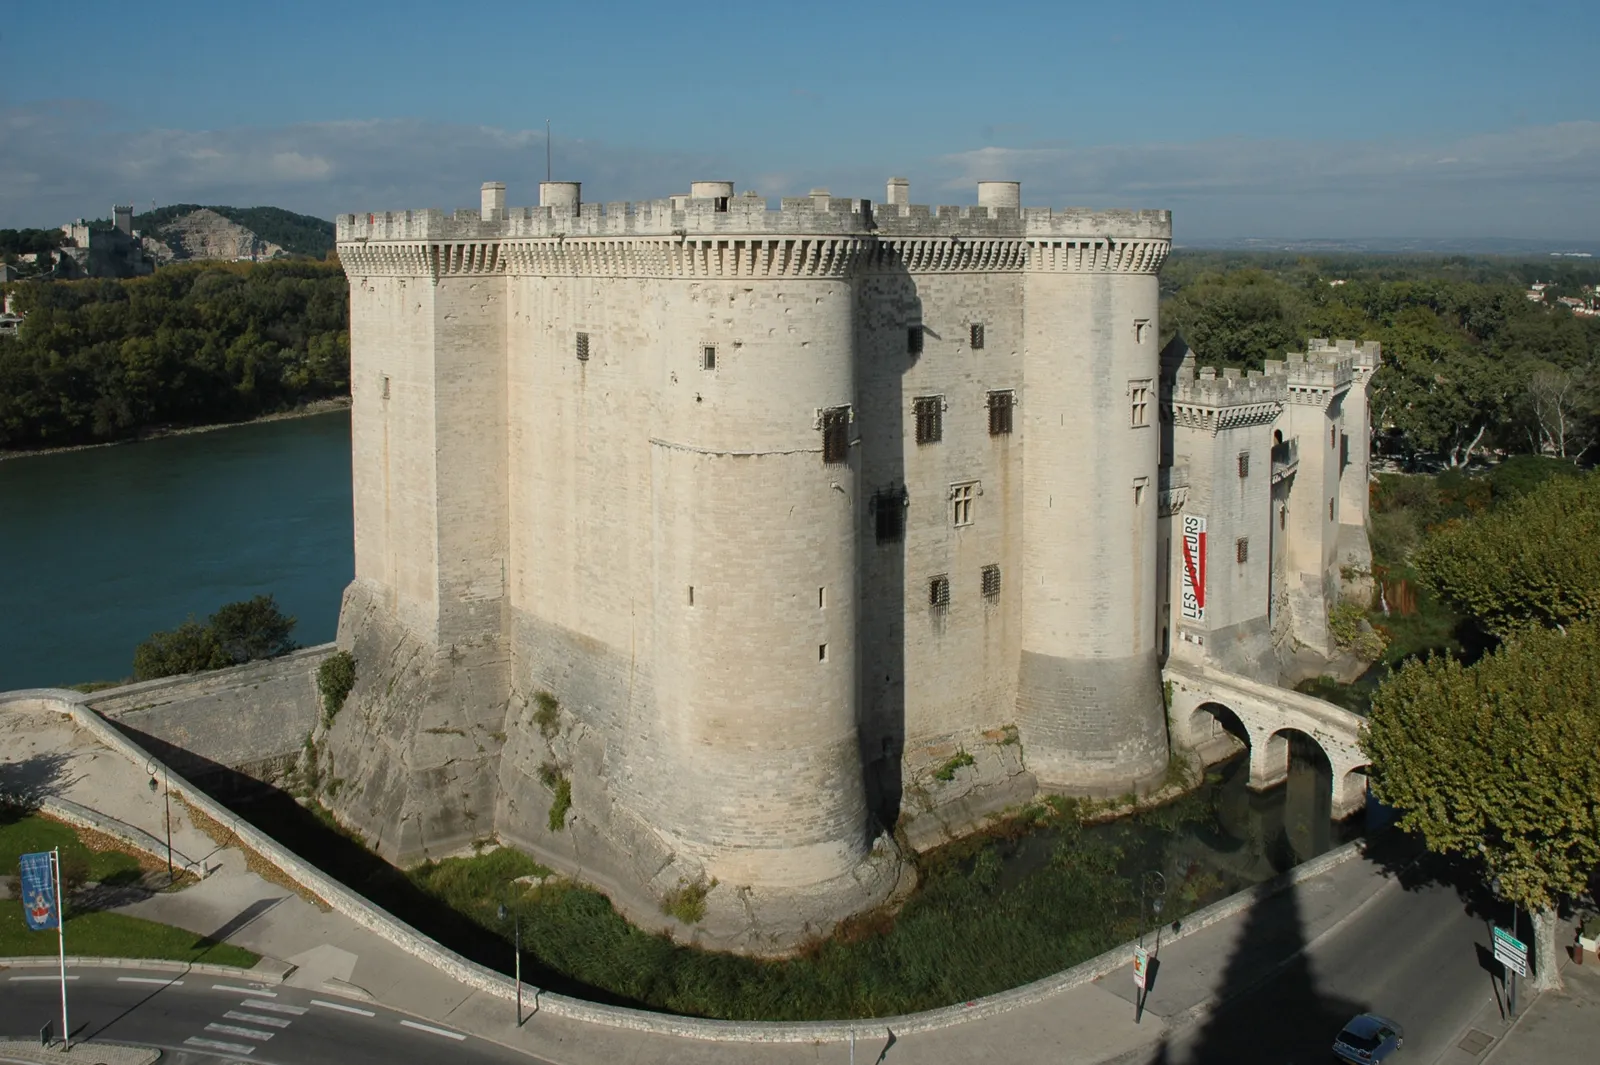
[546,119,552,182]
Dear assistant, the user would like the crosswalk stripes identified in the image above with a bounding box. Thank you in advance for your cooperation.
[184,991,307,1056]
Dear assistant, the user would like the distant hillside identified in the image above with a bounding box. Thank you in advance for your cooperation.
[132,204,335,259]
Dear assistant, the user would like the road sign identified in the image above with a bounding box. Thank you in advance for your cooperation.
[1493,926,1528,977]
[1133,946,1149,990]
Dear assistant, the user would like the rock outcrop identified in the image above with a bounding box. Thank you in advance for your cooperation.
[155,209,288,262]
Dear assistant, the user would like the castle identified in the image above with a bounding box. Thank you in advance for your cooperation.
[324,177,1377,952]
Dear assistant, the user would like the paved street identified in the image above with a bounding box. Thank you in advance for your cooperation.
[1105,855,1508,1065]
[0,967,548,1065]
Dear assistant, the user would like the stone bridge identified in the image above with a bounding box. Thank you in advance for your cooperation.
[1163,660,1370,819]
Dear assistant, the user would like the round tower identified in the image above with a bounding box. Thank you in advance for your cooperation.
[616,214,891,930]
[1017,216,1172,791]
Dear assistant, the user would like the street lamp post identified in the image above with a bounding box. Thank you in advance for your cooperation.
[498,903,522,1026]
[145,761,172,885]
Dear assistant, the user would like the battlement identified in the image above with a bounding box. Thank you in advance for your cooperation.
[1266,351,1355,393]
[1169,358,1288,408]
[1307,337,1381,371]
[335,178,1172,247]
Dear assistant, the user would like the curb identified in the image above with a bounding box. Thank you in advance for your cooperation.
[23,797,207,879]
[0,689,1373,1043]
[0,956,291,984]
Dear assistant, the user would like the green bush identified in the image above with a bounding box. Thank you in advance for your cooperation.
[133,595,298,680]
[1329,600,1387,661]
[317,651,356,723]
[533,691,561,738]
[933,748,976,782]
[660,876,716,925]
[539,762,571,831]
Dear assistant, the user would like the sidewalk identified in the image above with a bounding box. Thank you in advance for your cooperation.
[1435,948,1600,1065]
[0,698,1468,1064]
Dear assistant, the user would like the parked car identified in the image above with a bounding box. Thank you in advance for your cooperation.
[1333,1013,1405,1062]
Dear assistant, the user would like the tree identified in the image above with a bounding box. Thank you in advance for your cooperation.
[1413,473,1600,637]
[131,595,298,679]
[133,620,228,680]
[1363,622,1600,991]
[209,595,298,664]
[1523,364,1591,460]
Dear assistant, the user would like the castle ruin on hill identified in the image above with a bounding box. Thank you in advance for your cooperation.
[321,176,1377,953]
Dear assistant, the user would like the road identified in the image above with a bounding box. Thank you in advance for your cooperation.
[0,967,550,1065]
[1109,867,1504,1065]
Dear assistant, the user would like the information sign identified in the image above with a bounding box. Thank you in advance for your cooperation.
[1133,946,1149,990]
[1493,926,1528,978]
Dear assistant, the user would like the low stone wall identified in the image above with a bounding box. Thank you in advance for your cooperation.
[0,686,1369,1043]
[86,646,330,786]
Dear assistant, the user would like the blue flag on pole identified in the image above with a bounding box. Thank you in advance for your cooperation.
[19,851,59,931]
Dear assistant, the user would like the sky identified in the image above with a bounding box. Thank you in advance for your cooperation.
[2,0,1597,241]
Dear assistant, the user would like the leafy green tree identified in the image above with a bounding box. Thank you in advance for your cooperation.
[133,620,228,680]
[1364,622,1600,991]
[1413,473,1600,636]
[210,595,298,664]
[132,595,298,679]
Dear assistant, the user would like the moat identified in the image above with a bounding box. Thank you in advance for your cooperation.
[218,742,1360,1021]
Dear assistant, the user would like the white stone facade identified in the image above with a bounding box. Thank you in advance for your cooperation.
[327,177,1373,951]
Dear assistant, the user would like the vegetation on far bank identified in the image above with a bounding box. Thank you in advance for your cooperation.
[0,260,348,451]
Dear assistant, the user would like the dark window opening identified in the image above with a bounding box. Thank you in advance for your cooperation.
[714,197,729,213]
[914,396,943,444]
[873,489,907,544]
[822,406,850,464]
[907,325,924,356]
[702,345,717,371]
[1236,537,1249,563]
[970,322,985,350]
[1238,451,1250,478]
[576,332,590,361]
[981,564,1001,599]
[929,574,950,613]
[987,390,1014,436]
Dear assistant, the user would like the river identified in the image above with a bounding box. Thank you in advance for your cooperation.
[0,412,353,690]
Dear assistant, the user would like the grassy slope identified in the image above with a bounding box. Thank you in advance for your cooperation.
[0,812,258,967]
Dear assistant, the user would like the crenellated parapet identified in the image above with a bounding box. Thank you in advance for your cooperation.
[1267,351,1355,406]
[1166,359,1286,433]
[336,181,1171,279]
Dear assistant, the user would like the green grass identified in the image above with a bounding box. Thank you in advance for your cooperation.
[0,812,144,886]
[0,811,258,967]
[399,789,1242,1021]
[0,907,259,967]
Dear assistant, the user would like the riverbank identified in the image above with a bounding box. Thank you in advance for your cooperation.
[0,396,351,462]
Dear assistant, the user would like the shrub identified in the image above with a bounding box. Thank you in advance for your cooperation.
[1329,599,1387,661]
[533,691,561,738]
[317,651,356,723]
[539,762,571,831]
[660,876,716,925]
[132,595,299,680]
[934,748,976,782]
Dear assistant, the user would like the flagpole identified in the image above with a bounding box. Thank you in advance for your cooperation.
[53,847,68,1050]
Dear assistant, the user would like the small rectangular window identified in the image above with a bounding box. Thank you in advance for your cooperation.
[970,322,985,350]
[874,489,906,544]
[1329,498,1335,521]
[1129,379,1152,428]
[1236,537,1249,563]
[818,586,826,609]
[929,574,950,614]
[1134,318,1150,344]
[981,564,1001,599]
[714,197,729,213]
[821,406,850,464]
[950,482,976,527]
[907,325,924,356]
[987,390,1014,436]
[818,643,828,662]
[575,332,590,361]
[702,345,717,371]
[380,374,391,400]
[1238,451,1250,478]
[688,586,694,606]
[914,395,943,444]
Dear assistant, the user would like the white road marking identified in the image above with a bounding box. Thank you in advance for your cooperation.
[185,1036,256,1054]
[206,1023,276,1042]
[224,1010,293,1028]
[213,983,276,996]
[8,975,79,981]
[117,976,184,985]
[311,998,376,1016]
[240,998,307,1015]
[399,1019,467,1041]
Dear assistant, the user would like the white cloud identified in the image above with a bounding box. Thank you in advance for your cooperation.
[2,103,1596,242]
